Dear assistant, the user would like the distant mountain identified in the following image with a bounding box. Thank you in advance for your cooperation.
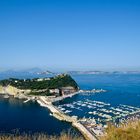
[1,69,140,77]
[37,70,57,75]
[22,68,43,73]
[0,70,20,75]
[67,71,109,75]
[67,71,140,75]
[0,68,56,78]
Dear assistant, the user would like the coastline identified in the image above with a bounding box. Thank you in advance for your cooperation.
[1,88,140,140]
[36,96,98,140]
[0,89,106,140]
[0,91,98,140]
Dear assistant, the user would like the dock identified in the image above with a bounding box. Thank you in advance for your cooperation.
[23,98,30,103]
[37,96,98,140]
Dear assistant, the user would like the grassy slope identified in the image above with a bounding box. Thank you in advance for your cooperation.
[100,120,140,140]
[0,132,84,140]
[1,120,140,140]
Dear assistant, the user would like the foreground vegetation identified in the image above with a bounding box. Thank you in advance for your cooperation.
[1,120,140,140]
[0,132,84,140]
[101,120,140,140]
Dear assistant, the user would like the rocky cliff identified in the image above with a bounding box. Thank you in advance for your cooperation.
[0,85,31,96]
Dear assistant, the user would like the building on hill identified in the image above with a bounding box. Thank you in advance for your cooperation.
[37,78,44,82]
[49,89,60,94]
[61,86,77,95]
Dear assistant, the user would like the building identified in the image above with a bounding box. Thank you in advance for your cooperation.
[49,89,60,94]
[61,86,76,95]
[37,78,44,82]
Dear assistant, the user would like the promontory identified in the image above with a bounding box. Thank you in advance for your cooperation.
[0,74,79,98]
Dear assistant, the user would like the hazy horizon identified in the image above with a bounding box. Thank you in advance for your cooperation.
[0,66,140,73]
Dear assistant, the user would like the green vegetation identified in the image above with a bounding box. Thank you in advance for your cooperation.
[0,132,84,140]
[0,74,78,90]
[100,120,140,140]
[28,90,53,96]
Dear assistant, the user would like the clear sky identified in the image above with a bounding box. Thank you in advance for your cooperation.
[0,0,140,71]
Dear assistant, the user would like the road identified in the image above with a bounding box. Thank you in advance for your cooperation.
[37,96,98,140]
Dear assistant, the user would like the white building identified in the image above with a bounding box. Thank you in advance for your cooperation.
[49,89,60,94]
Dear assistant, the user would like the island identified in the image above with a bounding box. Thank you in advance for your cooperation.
[0,74,79,98]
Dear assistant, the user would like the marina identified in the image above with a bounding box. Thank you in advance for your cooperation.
[1,88,140,139]
[57,98,140,130]
[34,88,140,138]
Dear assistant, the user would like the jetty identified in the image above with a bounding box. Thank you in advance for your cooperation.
[37,96,98,140]
[23,98,31,103]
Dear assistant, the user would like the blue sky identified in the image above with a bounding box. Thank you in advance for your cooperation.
[0,0,140,71]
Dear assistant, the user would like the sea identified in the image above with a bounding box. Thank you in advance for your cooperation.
[0,73,140,135]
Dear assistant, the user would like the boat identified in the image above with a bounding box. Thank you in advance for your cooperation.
[3,95,9,99]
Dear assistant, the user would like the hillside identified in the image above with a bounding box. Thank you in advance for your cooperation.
[0,132,83,140]
[0,74,79,96]
[100,120,140,140]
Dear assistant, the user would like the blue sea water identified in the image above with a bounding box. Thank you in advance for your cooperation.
[72,74,140,107]
[0,97,74,134]
[0,74,140,134]
[55,74,140,124]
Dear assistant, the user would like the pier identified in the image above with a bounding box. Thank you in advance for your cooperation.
[37,96,98,140]
[23,98,30,103]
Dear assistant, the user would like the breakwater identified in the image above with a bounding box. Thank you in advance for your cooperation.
[37,96,97,140]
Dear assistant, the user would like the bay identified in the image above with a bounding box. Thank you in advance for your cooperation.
[0,73,140,134]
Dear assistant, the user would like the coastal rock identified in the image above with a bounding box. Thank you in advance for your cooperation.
[0,85,31,96]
